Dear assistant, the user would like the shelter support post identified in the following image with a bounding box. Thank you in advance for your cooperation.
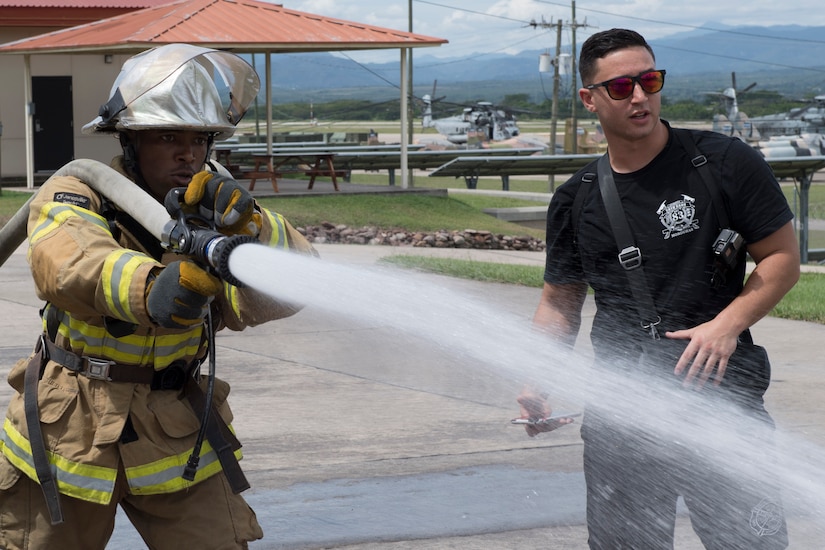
[798,172,812,264]
[265,53,273,156]
[24,54,33,190]
[400,48,409,189]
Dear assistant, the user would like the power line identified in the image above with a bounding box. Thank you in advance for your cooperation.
[416,0,825,45]
[531,0,825,45]
[415,31,554,68]
[413,0,528,24]
[412,0,825,68]
[656,44,825,74]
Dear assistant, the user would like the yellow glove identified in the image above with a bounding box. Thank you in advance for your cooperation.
[146,260,223,329]
[185,171,262,236]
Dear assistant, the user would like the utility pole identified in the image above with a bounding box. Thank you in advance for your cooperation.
[548,20,563,192]
[532,4,590,158]
[569,1,590,154]
[550,19,562,158]
[570,1,578,153]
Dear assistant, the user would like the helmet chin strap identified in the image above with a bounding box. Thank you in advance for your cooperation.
[119,133,149,193]
[205,133,216,167]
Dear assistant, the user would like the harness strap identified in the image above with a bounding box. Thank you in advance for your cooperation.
[597,155,662,340]
[672,129,731,230]
[24,335,64,524]
[185,377,249,494]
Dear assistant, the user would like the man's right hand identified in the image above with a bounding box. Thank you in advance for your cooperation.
[146,260,223,329]
[185,171,261,236]
[516,386,573,437]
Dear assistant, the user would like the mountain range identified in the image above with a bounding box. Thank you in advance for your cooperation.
[257,24,825,105]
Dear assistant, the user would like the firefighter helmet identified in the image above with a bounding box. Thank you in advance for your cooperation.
[82,43,259,140]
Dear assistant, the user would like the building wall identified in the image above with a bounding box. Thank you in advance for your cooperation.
[0,28,128,179]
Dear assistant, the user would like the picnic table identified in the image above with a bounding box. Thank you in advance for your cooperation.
[334,147,545,188]
[247,151,345,192]
[216,144,426,192]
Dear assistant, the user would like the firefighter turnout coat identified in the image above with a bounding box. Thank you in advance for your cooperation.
[0,158,315,506]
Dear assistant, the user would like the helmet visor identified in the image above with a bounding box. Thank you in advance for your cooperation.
[95,43,259,131]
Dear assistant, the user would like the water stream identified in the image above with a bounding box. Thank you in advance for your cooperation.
[229,244,825,541]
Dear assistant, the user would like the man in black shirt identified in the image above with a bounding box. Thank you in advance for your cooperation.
[520,28,799,549]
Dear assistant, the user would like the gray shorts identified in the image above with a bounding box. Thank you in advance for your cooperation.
[581,409,787,550]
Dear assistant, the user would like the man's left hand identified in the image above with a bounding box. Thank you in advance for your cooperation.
[186,171,262,236]
[667,321,739,389]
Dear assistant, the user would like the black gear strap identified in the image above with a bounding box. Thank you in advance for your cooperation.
[184,377,250,494]
[596,155,662,339]
[24,335,64,524]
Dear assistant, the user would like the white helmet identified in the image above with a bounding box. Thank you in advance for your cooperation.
[83,43,260,140]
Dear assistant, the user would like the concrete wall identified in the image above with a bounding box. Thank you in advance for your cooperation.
[0,28,129,179]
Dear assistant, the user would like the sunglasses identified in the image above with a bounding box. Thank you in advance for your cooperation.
[585,70,666,100]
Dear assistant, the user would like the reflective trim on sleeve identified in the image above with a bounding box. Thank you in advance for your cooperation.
[223,283,241,319]
[101,250,158,324]
[263,209,289,250]
[29,202,111,246]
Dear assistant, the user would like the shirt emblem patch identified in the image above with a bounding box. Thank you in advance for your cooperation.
[749,498,784,537]
[53,192,91,209]
[657,194,699,239]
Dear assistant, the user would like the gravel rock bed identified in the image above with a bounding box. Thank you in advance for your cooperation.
[298,222,546,251]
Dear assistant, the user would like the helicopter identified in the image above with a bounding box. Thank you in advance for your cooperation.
[420,94,523,146]
[707,72,758,140]
[745,95,825,139]
[709,72,825,141]
[707,73,825,157]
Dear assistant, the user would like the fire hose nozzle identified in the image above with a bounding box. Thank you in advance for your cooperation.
[161,219,257,288]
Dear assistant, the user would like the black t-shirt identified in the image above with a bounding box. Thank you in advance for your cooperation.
[544,121,793,357]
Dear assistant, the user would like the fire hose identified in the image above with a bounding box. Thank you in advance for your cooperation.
[0,158,253,279]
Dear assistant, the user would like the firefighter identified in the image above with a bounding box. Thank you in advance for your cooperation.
[0,44,314,549]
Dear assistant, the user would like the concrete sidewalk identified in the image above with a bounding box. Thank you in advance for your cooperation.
[1,242,824,549]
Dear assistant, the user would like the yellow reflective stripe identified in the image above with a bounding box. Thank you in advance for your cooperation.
[125,436,243,496]
[29,202,111,246]
[1,418,116,505]
[223,283,241,318]
[263,209,289,250]
[102,250,157,324]
[48,307,203,369]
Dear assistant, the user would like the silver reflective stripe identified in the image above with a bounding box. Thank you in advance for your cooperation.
[128,447,221,491]
[1,426,116,503]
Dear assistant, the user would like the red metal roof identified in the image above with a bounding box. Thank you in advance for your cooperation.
[0,1,161,6]
[0,0,447,54]
[0,0,168,26]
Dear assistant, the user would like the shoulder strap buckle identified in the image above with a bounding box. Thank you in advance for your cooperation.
[690,154,708,168]
[618,245,642,270]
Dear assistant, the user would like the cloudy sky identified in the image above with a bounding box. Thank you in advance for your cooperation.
[283,0,825,62]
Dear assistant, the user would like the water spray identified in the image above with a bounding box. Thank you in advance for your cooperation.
[226,243,825,538]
